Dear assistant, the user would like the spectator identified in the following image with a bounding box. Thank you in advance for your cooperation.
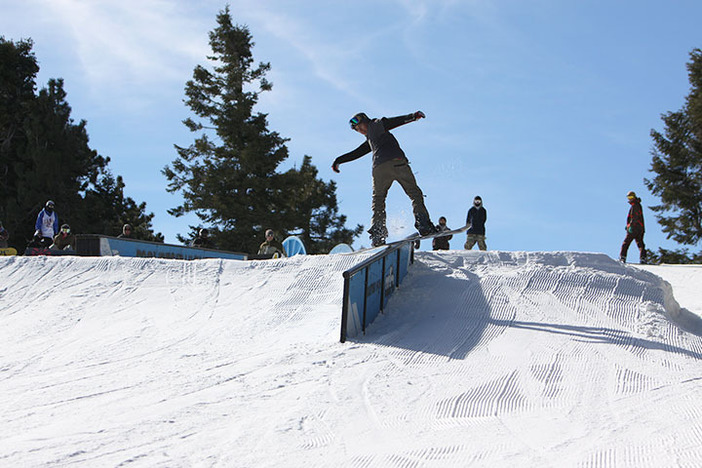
[0,220,9,248]
[35,200,59,245]
[191,228,212,248]
[258,229,286,257]
[432,216,452,250]
[619,191,646,264]
[51,224,76,251]
[465,195,487,251]
[118,224,133,238]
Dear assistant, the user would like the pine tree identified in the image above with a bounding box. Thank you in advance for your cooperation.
[645,48,702,263]
[164,8,361,254]
[0,37,162,249]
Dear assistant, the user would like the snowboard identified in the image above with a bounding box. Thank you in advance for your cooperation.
[354,224,471,253]
[385,223,471,247]
[0,247,18,256]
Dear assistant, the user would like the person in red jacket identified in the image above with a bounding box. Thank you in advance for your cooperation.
[619,191,646,264]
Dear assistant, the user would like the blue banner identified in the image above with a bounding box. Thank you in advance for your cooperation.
[75,235,247,261]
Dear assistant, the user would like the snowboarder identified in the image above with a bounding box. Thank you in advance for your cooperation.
[465,196,487,251]
[332,111,437,247]
[35,200,59,246]
[619,191,646,264]
[432,217,452,250]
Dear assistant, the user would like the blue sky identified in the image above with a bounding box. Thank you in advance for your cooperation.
[2,0,701,257]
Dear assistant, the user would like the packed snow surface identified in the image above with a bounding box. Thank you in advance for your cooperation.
[1,251,701,467]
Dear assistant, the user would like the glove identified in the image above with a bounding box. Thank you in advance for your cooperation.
[332,157,342,173]
[414,111,425,120]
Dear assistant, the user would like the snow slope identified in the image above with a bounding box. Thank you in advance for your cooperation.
[1,251,701,467]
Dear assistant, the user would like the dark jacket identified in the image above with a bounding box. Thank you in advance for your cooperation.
[466,206,487,235]
[626,198,645,235]
[52,232,76,250]
[335,114,418,168]
[258,239,285,257]
[191,236,212,249]
[432,224,453,250]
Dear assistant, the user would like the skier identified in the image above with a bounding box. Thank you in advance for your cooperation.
[332,111,437,247]
[619,191,646,263]
[464,196,487,251]
[34,200,59,246]
[432,217,452,250]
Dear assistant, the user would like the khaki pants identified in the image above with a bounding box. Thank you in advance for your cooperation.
[464,234,487,251]
[370,159,431,235]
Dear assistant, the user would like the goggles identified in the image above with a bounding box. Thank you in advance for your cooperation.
[627,195,635,200]
[349,116,362,129]
[61,227,70,233]
[474,200,482,205]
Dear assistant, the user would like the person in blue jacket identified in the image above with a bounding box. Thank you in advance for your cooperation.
[332,111,437,247]
[35,200,59,245]
[464,196,487,251]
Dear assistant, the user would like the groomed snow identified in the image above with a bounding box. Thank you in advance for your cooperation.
[1,251,701,467]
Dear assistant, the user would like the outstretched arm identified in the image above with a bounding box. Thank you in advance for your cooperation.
[332,141,371,173]
[382,111,425,131]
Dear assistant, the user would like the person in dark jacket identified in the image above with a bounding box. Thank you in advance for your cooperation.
[619,191,646,263]
[191,228,212,248]
[51,224,76,250]
[332,111,437,247]
[464,196,487,251]
[432,217,452,250]
[258,229,285,257]
[117,224,133,238]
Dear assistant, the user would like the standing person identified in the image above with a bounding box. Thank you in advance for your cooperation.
[619,191,646,264]
[258,229,285,257]
[51,224,76,251]
[332,111,437,247]
[191,228,212,248]
[432,216,452,250]
[118,224,133,238]
[0,220,9,248]
[35,200,59,246]
[465,195,487,251]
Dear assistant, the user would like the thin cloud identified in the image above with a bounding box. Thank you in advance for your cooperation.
[36,0,211,97]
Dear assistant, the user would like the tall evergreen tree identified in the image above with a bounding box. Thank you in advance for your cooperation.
[0,37,162,249]
[164,8,360,254]
[645,48,702,263]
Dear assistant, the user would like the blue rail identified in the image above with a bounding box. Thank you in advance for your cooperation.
[340,241,414,342]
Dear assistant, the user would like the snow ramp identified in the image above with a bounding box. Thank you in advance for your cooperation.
[1,251,701,467]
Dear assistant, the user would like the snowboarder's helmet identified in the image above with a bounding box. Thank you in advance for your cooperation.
[627,191,636,200]
[61,224,70,233]
[473,196,482,205]
[349,112,370,129]
[46,200,55,209]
